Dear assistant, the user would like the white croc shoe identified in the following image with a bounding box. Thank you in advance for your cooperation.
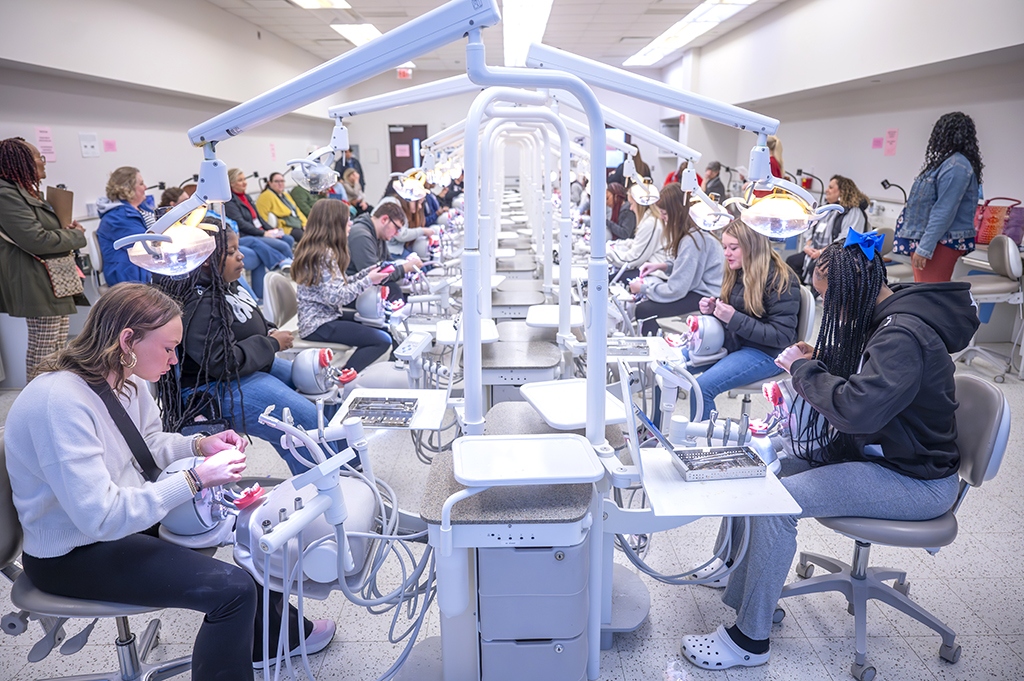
[689,558,729,588]
[681,625,769,670]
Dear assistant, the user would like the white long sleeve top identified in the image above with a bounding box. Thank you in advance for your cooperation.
[606,213,667,269]
[4,371,195,558]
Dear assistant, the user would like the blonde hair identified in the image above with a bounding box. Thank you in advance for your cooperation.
[228,168,246,185]
[105,166,141,202]
[720,219,793,318]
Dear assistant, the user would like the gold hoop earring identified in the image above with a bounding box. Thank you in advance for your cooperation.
[120,351,137,370]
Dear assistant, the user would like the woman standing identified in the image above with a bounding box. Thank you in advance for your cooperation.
[292,201,392,373]
[4,284,333,680]
[895,112,983,282]
[0,137,88,382]
[631,184,723,336]
[96,166,152,285]
[787,175,869,285]
[256,172,306,243]
[690,220,800,421]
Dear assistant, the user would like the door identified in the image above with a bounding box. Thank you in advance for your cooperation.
[388,124,428,174]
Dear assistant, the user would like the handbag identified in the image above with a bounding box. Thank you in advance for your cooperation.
[974,197,1023,245]
[0,229,84,298]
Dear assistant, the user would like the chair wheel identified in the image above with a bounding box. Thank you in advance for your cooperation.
[851,662,876,681]
[796,563,815,579]
[773,607,786,623]
[894,580,911,597]
[939,643,961,663]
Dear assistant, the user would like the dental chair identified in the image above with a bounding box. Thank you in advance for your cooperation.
[0,433,193,681]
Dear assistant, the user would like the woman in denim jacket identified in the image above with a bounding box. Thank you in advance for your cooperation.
[894,112,983,282]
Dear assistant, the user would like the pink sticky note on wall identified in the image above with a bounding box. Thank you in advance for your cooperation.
[103,139,117,152]
[883,129,898,157]
[871,137,883,150]
[35,126,56,162]
[270,143,277,161]
[395,144,411,158]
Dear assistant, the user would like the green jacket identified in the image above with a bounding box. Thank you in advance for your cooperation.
[289,185,323,218]
[0,178,88,317]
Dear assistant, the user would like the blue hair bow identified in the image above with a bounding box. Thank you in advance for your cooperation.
[844,229,884,260]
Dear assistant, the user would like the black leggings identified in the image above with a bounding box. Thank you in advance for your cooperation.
[635,291,704,336]
[23,531,311,681]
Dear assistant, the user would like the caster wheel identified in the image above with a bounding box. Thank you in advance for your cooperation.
[894,580,911,597]
[796,563,815,579]
[939,643,961,663]
[848,602,856,616]
[773,607,786,624]
[995,375,1005,384]
[851,662,876,681]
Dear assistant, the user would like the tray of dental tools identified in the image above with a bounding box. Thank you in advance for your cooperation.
[606,338,652,356]
[344,397,419,427]
[669,445,767,482]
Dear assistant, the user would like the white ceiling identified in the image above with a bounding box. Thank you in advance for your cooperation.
[204,0,787,72]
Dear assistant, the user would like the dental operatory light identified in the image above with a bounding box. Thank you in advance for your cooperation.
[734,188,824,239]
[114,156,228,275]
[393,169,428,201]
[624,156,659,206]
[126,201,218,276]
[288,149,340,193]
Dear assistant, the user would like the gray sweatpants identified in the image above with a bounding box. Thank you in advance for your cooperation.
[717,457,960,640]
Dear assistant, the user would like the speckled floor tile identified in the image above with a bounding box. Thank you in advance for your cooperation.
[875,577,994,637]
[945,578,1024,636]
[722,635,829,680]
[904,633,1024,681]
[807,635,938,681]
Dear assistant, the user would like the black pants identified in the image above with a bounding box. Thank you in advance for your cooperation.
[786,252,807,281]
[635,291,704,336]
[23,531,311,681]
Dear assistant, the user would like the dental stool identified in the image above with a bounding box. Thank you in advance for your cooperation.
[0,435,194,681]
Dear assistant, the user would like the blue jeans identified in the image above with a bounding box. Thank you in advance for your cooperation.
[691,346,782,421]
[305,319,392,373]
[239,236,293,300]
[190,358,343,475]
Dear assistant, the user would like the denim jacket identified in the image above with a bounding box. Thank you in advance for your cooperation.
[898,152,978,259]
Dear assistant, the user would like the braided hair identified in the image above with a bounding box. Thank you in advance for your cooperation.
[0,137,41,198]
[794,240,887,465]
[154,217,246,434]
[921,112,983,183]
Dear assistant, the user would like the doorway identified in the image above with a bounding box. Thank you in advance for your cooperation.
[388,124,428,174]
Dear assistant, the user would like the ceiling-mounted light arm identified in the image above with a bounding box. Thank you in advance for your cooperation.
[186,0,501,147]
[422,118,467,150]
[679,168,732,231]
[554,94,699,164]
[623,154,660,205]
[327,74,486,119]
[528,42,777,137]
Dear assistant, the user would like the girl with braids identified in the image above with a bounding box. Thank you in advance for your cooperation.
[689,219,801,421]
[155,219,333,476]
[681,233,978,671]
[630,184,723,336]
[787,174,870,285]
[292,200,392,372]
[895,111,983,282]
[0,137,88,381]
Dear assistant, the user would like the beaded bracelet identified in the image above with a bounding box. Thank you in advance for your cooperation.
[183,470,199,496]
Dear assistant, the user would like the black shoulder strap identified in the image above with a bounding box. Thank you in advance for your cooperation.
[87,381,162,482]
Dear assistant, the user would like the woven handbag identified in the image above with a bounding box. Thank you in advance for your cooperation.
[0,229,83,298]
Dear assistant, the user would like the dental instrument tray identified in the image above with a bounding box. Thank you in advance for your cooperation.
[344,397,419,427]
[669,445,767,482]
[606,337,651,356]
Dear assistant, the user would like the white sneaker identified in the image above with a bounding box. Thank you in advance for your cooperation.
[689,557,729,588]
[253,619,336,668]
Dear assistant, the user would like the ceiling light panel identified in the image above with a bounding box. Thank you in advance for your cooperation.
[624,0,757,67]
[291,0,352,8]
[503,0,555,67]
[330,22,383,45]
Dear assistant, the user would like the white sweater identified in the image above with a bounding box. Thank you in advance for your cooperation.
[4,372,195,558]
[606,213,667,269]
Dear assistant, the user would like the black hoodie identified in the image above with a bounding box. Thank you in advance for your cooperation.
[790,282,979,480]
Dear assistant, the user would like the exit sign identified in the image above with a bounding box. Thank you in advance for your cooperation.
[397,68,413,80]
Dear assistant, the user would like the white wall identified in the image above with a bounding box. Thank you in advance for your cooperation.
[0,0,339,119]
[695,0,1024,106]
[756,55,1024,204]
